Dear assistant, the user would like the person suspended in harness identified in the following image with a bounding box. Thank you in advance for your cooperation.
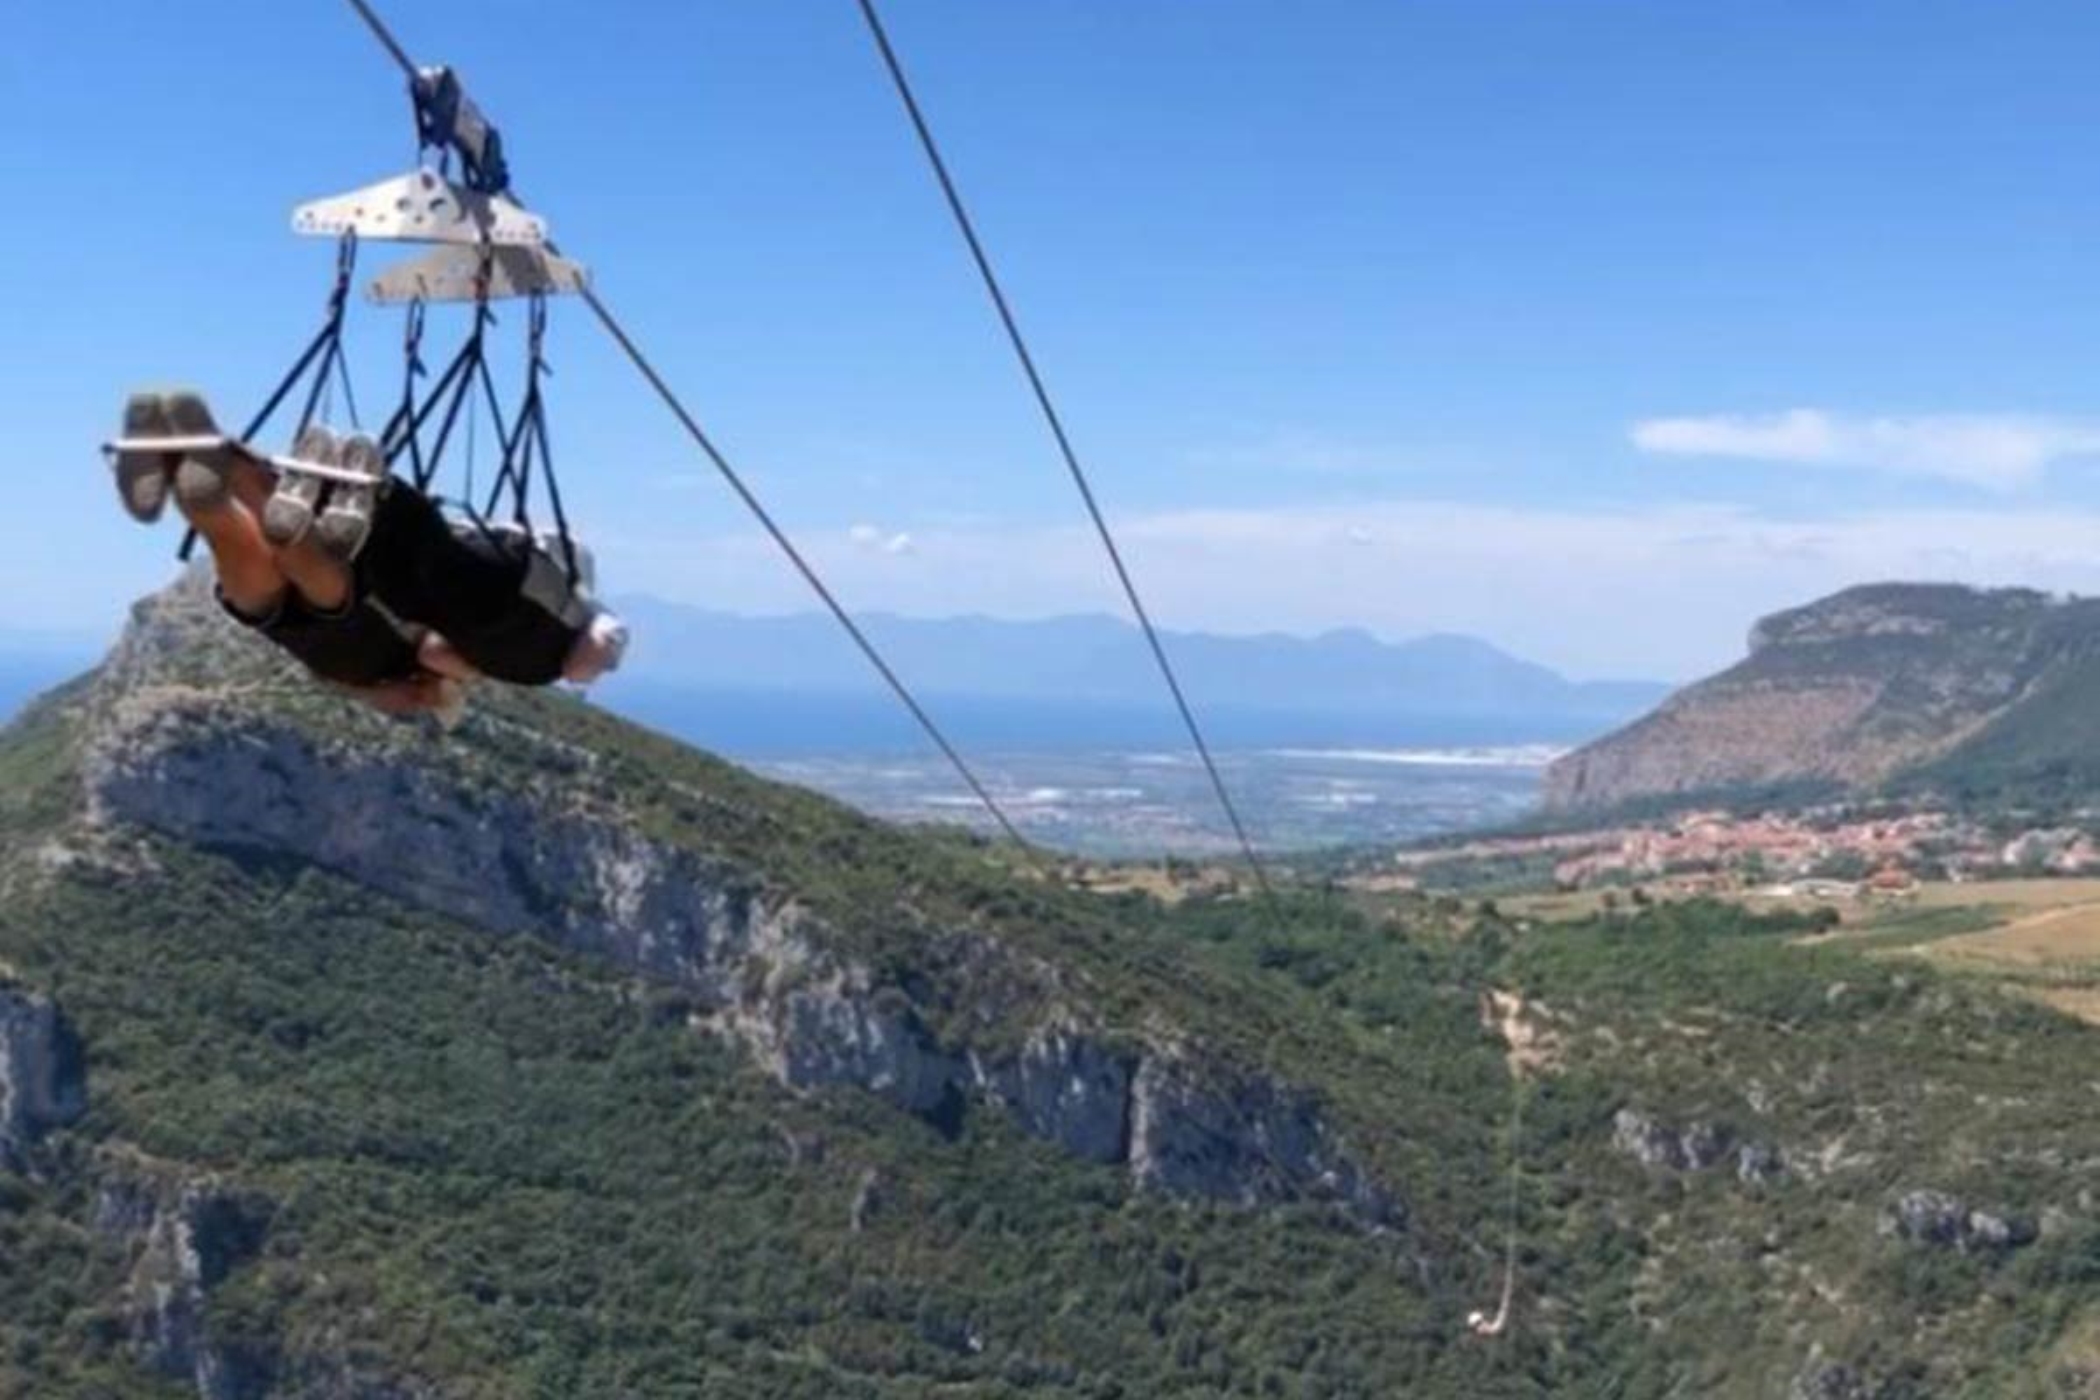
[107,85,622,708]
[107,387,626,706]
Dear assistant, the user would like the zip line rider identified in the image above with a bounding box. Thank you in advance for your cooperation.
[104,73,626,716]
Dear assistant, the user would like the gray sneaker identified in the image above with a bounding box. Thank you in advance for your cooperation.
[265,425,338,546]
[111,391,177,523]
[313,432,387,561]
[162,391,237,512]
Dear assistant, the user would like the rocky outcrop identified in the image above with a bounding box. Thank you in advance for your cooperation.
[1612,1108,1787,1188]
[94,1169,276,1400]
[1543,583,2089,813]
[1129,1054,1397,1221]
[1790,1357,1871,1400]
[94,1162,441,1400]
[0,984,86,1169]
[1736,1141,1787,1186]
[1613,1109,1719,1172]
[1880,1189,2037,1253]
[75,576,1402,1227]
[971,1025,1134,1164]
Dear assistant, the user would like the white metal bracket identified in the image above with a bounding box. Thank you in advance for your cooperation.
[291,167,547,246]
[367,244,590,305]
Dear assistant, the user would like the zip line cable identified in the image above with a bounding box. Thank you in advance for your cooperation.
[851,0,1275,898]
[339,0,1038,857]
[572,296,1039,857]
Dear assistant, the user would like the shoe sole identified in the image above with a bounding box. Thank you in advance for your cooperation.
[113,392,176,524]
[265,425,337,546]
[161,391,236,512]
[313,433,386,561]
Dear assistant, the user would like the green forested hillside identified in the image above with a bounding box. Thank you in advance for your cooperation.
[0,845,1489,1398]
[3,584,2099,1398]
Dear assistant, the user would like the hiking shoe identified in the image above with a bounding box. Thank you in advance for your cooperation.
[264,425,337,546]
[163,390,238,512]
[313,431,386,561]
[110,391,177,523]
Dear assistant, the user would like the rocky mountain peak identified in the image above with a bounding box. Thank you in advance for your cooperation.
[44,575,1403,1227]
[1544,581,2100,814]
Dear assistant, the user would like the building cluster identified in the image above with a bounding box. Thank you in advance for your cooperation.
[1549,811,1945,890]
[1394,808,2100,896]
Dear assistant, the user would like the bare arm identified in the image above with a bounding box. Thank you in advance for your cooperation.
[563,609,629,684]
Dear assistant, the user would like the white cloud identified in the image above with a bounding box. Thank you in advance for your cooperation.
[1630,409,2100,490]
[847,523,918,557]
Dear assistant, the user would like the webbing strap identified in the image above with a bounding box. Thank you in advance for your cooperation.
[480,294,577,578]
[179,236,358,562]
[384,300,429,486]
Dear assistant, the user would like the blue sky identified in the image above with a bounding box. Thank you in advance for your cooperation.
[7,1,2100,679]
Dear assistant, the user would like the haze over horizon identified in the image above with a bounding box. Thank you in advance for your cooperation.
[12,2,2100,680]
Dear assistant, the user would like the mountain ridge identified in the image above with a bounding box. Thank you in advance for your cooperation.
[1542,581,2100,814]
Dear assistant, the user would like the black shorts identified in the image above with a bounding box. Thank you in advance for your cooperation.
[219,588,420,689]
[357,482,583,687]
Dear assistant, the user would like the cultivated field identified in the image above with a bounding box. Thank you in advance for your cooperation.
[1507,876,2100,1024]
[1815,880,2100,1023]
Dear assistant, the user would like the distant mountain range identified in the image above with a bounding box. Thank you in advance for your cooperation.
[1545,582,2100,814]
[0,605,1665,755]
[592,599,1670,753]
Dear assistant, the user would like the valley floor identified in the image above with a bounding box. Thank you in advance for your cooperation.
[753,745,1547,855]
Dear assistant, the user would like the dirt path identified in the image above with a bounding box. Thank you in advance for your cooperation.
[1481,988,1561,1079]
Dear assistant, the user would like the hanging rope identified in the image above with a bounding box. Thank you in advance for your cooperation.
[852,0,1275,899]
[337,0,1040,860]
[330,330,363,430]
[388,300,431,486]
[1468,1078,1526,1339]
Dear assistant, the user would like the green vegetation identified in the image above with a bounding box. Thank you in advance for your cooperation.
[0,840,1522,1400]
[1835,901,2010,953]
[1904,650,2100,815]
[1162,895,2100,1397]
[4,602,2098,1396]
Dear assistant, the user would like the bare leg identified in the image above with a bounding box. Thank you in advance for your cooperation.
[173,474,285,619]
[225,457,351,613]
[332,673,455,717]
[417,632,484,683]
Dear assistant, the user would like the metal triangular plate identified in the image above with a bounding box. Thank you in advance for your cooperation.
[366,245,591,305]
[292,167,547,247]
